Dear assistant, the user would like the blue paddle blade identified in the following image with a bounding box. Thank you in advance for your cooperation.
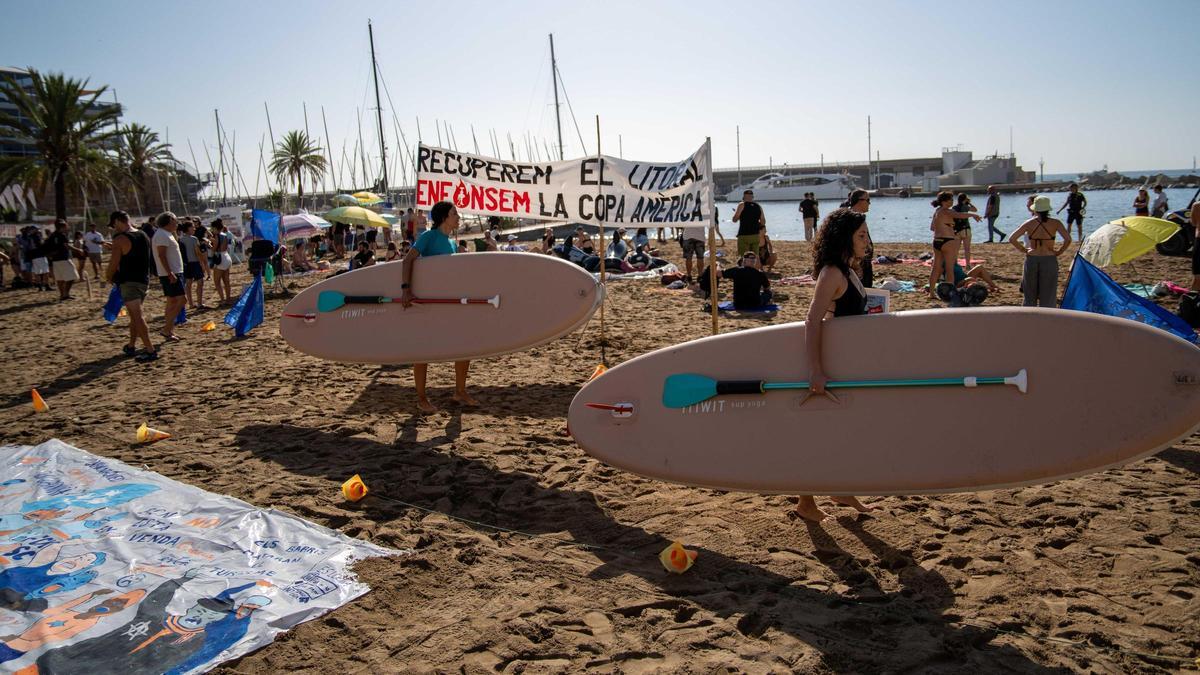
[662,374,719,408]
[317,291,345,313]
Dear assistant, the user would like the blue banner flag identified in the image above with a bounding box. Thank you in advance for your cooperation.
[223,273,264,337]
[1061,254,1197,343]
[102,284,123,323]
[250,209,281,245]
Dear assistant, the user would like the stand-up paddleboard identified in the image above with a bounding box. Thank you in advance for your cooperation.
[568,308,1200,495]
[282,252,602,363]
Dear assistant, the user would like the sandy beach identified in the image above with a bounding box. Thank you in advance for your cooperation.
[1,239,1197,673]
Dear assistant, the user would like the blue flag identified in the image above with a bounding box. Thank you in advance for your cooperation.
[250,209,280,245]
[1061,254,1197,343]
[102,285,123,323]
[223,273,264,337]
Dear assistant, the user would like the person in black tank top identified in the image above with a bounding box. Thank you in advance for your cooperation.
[104,210,157,361]
[794,207,874,523]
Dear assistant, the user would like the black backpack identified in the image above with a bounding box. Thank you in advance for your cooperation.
[1179,292,1200,328]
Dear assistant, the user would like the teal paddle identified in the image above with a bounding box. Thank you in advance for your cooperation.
[662,369,1027,408]
[317,290,500,313]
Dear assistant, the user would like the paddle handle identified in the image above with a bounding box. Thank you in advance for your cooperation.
[761,370,1026,394]
[715,380,765,396]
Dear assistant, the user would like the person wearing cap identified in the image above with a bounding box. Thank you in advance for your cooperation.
[502,234,524,252]
[1010,195,1071,307]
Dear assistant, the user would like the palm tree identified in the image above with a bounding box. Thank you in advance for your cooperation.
[119,122,174,210]
[0,69,121,220]
[269,130,326,210]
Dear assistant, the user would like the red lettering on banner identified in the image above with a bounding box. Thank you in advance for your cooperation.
[420,179,532,214]
[512,191,530,213]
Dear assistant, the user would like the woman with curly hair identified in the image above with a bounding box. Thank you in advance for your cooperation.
[795,207,874,522]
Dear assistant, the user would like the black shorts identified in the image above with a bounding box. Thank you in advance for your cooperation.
[1192,233,1200,275]
[680,238,705,259]
[159,275,185,298]
[184,261,204,280]
[1067,212,1083,226]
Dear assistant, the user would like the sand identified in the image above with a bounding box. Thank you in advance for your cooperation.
[1,238,1197,673]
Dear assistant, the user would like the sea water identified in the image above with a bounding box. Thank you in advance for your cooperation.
[716,186,1197,243]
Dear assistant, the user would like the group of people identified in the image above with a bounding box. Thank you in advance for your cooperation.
[2,221,107,299]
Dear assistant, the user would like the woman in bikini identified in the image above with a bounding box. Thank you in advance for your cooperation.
[1133,188,1150,217]
[928,191,981,298]
[1009,195,1071,307]
[796,207,875,522]
[952,192,977,268]
[574,227,596,255]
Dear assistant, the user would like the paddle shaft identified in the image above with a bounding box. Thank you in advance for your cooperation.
[340,295,493,306]
[715,376,1011,396]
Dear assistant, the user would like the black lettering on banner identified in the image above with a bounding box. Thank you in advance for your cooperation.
[418,146,433,172]
[614,196,626,222]
[580,158,614,187]
[553,194,568,219]
[579,195,593,221]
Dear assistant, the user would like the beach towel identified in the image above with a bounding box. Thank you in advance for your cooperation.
[717,301,779,313]
[1122,283,1157,299]
[776,274,815,286]
[0,438,399,675]
[877,278,917,293]
[593,263,679,281]
[920,258,985,268]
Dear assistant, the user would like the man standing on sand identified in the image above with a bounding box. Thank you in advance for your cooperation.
[677,218,706,284]
[984,185,1005,242]
[83,222,106,280]
[1057,182,1087,241]
[731,189,765,256]
[1190,197,1200,291]
[106,210,158,362]
[45,220,81,300]
[152,211,186,342]
[799,192,819,241]
[1151,184,1169,218]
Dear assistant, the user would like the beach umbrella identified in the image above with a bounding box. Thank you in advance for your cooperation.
[282,212,332,240]
[332,194,358,206]
[324,206,388,227]
[1078,217,1180,268]
[352,191,384,205]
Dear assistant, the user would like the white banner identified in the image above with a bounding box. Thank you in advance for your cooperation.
[215,206,244,237]
[415,141,713,226]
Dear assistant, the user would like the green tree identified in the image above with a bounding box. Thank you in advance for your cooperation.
[0,69,121,221]
[269,130,326,209]
[119,122,174,209]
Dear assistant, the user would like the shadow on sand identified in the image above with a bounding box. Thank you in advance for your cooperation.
[235,422,1056,672]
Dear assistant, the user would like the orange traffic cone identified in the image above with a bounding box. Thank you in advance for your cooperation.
[31,389,49,413]
[659,541,698,574]
[201,321,216,332]
[118,307,128,318]
[341,475,369,502]
[136,423,171,444]
[589,364,607,381]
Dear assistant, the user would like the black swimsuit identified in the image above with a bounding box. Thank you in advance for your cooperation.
[832,268,867,317]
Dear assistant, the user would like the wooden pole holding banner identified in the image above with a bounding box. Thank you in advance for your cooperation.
[596,115,607,366]
[707,137,719,335]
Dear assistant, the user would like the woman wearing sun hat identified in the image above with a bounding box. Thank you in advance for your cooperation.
[1008,195,1071,307]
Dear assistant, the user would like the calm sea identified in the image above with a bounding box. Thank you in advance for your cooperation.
[722,185,1198,243]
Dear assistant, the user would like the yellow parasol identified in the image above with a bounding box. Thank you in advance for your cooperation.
[324,206,388,227]
[1078,216,1181,268]
[352,191,384,205]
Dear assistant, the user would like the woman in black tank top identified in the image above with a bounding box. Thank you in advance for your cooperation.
[795,208,875,522]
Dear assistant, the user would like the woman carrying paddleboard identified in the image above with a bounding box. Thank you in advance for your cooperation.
[399,201,479,413]
[928,191,982,299]
[798,208,875,522]
[1008,195,1071,307]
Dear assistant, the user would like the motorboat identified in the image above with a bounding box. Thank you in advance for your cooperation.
[724,172,857,201]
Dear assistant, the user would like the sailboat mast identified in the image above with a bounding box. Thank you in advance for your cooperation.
[321,106,337,192]
[549,33,564,160]
[369,20,388,197]
[215,109,226,203]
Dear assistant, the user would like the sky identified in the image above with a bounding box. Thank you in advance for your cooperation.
[5,0,1199,195]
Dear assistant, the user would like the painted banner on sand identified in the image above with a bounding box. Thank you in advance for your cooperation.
[0,439,400,674]
[415,141,713,225]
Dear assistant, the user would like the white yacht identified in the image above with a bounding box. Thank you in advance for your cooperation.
[724,172,857,202]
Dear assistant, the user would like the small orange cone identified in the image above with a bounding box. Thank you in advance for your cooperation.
[341,475,369,502]
[589,364,607,381]
[201,321,216,332]
[659,541,698,574]
[31,389,49,413]
[118,307,128,318]
[136,423,171,444]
